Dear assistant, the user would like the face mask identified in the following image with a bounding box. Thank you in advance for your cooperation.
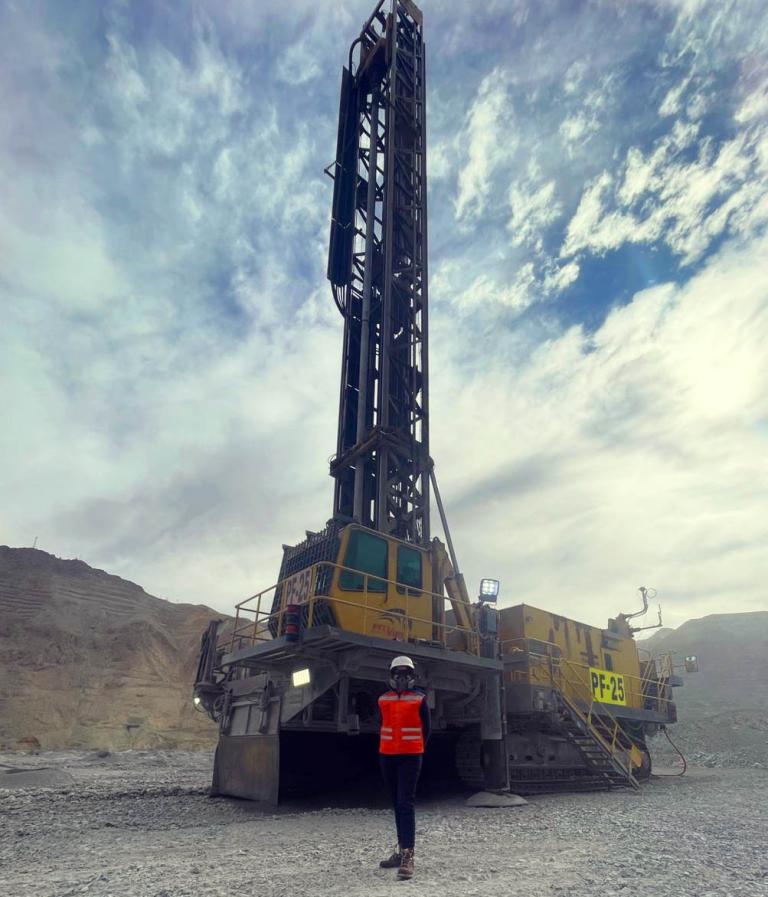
[390,670,415,691]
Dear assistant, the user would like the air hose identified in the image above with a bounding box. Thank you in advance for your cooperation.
[653,726,687,776]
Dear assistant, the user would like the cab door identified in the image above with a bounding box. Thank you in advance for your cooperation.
[332,526,431,640]
[392,542,431,640]
[333,526,390,635]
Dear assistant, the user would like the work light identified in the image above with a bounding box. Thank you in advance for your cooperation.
[292,667,311,687]
[479,579,500,602]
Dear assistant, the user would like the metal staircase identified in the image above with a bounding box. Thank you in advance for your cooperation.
[556,692,640,791]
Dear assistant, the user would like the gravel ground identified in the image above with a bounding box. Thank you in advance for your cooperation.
[1,750,767,897]
[649,712,768,769]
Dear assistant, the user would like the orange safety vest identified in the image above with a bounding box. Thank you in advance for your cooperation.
[378,690,425,755]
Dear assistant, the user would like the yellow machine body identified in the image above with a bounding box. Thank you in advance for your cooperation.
[270,524,475,648]
[499,604,647,711]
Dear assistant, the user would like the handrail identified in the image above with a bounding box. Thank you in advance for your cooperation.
[500,636,669,782]
[500,637,676,712]
[224,560,481,656]
[237,559,473,613]
[555,657,638,782]
[558,664,635,780]
[638,651,675,709]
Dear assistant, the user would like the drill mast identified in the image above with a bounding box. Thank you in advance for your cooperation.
[327,0,429,545]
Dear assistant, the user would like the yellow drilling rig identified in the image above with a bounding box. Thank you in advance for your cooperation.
[193,0,685,803]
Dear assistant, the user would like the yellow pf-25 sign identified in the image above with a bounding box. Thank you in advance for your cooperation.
[589,666,627,705]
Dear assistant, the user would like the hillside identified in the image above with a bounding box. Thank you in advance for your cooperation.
[637,612,768,768]
[637,611,768,718]
[0,546,225,751]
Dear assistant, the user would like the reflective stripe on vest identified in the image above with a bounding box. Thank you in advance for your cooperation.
[378,690,425,755]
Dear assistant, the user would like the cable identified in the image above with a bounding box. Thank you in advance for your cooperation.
[653,726,688,776]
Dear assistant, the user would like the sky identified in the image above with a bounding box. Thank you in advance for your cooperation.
[1,0,767,630]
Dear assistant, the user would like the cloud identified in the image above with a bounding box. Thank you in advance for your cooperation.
[455,70,517,222]
[1,202,123,314]
[561,100,768,264]
[659,74,692,117]
[558,73,616,155]
[0,0,337,606]
[563,60,589,97]
[735,72,768,124]
[559,114,593,146]
[509,175,561,252]
[431,231,768,628]
[542,261,579,293]
[1,287,342,605]
[452,264,537,315]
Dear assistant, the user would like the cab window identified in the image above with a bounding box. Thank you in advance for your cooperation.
[339,530,387,592]
[396,546,422,594]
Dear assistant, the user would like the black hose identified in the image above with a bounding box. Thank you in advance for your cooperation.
[653,726,687,776]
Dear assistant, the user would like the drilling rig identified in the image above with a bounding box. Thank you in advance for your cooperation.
[193,0,681,803]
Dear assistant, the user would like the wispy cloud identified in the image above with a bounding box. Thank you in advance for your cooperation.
[455,70,516,222]
[509,172,560,252]
[561,106,768,264]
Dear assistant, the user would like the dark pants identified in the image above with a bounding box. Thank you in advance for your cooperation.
[380,754,423,850]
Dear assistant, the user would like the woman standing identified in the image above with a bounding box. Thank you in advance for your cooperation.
[378,655,431,880]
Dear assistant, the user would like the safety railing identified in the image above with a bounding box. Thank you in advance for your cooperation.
[637,650,676,712]
[557,658,637,781]
[500,637,675,779]
[225,561,482,656]
[501,637,676,717]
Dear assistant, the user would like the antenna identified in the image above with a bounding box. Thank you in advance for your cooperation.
[631,603,664,633]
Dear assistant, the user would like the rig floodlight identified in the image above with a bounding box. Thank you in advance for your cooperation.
[292,667,311,688]
[479,579,500,602]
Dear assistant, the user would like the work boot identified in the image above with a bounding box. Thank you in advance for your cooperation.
[397,848,414,880]
[379,846,402,869]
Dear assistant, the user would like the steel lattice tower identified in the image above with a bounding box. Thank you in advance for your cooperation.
[327,0,429,544]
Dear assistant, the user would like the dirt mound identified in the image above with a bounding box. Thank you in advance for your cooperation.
[0,766,75,789]
[0,547,227,751]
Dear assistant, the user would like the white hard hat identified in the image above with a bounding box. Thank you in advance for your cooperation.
[390,655,415,670]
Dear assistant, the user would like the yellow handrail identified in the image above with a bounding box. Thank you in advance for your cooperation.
[556,658,635,780]
[500,636,663,780]
[500,636,676,712]
[224,560,481,656]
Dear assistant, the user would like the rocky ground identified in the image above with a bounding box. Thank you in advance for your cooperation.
[649,711,768,769]
[1,749,766,897]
